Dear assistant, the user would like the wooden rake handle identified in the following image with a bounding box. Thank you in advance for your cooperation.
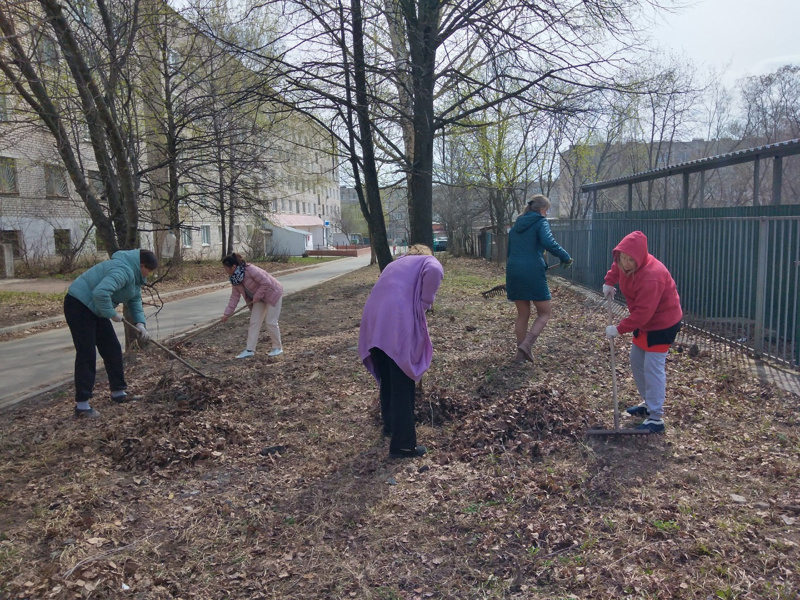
[174,304,248,346]
[606,300,619,431]
[122,318,209,379]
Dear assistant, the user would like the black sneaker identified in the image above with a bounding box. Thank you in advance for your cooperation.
[74,407,100,419]
[111,393,142,404]
[389,445,427,459]
[626,402,650,417]
[636,419,665,433]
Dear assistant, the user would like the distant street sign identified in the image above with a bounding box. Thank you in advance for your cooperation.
[324,220,330,227]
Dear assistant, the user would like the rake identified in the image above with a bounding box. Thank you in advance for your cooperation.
[481,284,506,299]
[171,304,248,347]
[585,299,650,437]
[122,318,209,379]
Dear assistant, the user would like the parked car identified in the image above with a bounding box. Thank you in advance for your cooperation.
[433,235,448,252]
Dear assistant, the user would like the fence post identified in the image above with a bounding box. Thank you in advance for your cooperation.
[753,218,770,356]
[772,156,783,206]
[753,157,760,206]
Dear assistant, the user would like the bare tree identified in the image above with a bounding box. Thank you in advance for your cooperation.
[0,0,147,253]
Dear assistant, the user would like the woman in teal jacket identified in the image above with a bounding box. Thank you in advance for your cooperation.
[506,195,571,364]
[64,249,158,418]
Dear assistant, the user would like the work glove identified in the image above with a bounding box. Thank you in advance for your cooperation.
[111,313,123,323]
[560,258,573,270]
[603,284,616,299]
[605,325,619,339]
[136,323,150,341]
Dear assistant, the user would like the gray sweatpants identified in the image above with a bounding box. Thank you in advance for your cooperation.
[629,344,667,419]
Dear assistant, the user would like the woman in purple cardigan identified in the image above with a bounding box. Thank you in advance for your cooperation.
[358,244,444,459]
[221,253,284,359]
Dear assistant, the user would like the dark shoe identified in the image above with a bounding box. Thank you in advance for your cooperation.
[74,407,100,419]
[389,445,427,459]
[111,393,142,404]
[636,419,665,433]
[626,402,650,417]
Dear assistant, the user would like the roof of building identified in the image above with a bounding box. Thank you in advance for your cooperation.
[268,214,325,228]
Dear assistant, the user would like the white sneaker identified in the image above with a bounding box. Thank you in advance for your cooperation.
[236,350,255,359]
[267,348,283,357]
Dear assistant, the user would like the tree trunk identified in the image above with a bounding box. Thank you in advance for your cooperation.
[351,0,392,269]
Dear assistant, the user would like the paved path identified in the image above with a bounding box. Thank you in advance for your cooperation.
[0,254,372,411]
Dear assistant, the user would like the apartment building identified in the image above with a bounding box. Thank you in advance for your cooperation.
[0,0,340,269]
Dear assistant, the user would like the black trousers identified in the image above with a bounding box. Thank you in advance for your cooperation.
[370,348,416,453]
[63,294,127,403]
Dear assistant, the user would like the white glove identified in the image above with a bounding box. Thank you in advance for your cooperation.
[136,323,150,341]
[111,313,123,323]
[603,284,616,299]
[605,325,619,339]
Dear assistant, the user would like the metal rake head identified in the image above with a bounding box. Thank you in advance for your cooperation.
[481,284,506,299]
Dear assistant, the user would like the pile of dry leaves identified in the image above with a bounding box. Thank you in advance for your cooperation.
[0,256,798,599]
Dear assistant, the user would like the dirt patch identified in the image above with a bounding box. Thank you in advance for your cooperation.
[0,256,798,599]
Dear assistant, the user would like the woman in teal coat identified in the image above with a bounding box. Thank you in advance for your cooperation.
[64,249,158,418]
[506,195,571,364]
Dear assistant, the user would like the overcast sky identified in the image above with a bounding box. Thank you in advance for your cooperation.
[645,0,800,87]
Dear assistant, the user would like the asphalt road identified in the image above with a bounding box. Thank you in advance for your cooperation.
[0,253,372,411]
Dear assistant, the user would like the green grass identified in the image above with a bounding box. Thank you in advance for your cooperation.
[0,291,65,305]
[288,256,343,265]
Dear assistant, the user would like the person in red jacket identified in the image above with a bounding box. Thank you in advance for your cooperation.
[221,253,284,359]
[603,231,683,433]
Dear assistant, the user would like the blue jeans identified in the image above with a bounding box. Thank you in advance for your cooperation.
[629,344,667,419]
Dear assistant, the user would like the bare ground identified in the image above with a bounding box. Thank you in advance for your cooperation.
[0,256,798,599]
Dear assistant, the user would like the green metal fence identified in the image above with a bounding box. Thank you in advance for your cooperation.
[548,205,800,369]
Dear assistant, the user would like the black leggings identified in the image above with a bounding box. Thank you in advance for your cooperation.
[370,348,417,453]
[63,294,126,403]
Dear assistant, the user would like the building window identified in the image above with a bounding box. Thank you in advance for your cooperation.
[167,49,181,69]
[302,202,306,214]
[280,199,285,212]
[0,157,18,194]
[54,229,71,256]
[95,230,107,253]
[39,37,59,67]
[182,228,192,248]
[88,170,103,198]
[0,230,22,257]
[201,225,211,246]
[45,165,69,197]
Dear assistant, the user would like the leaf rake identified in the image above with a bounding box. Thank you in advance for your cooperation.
[481,284,506,299]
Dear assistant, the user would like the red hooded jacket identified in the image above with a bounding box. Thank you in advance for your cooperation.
[604,231,682,335]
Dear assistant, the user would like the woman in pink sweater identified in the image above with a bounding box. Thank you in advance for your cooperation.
[221,253,284,359]
[603,231,683,433]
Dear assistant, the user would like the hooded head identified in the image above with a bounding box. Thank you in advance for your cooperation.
[612,231,650,276]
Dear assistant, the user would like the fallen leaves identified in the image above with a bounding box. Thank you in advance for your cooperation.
[0,258,798,599]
